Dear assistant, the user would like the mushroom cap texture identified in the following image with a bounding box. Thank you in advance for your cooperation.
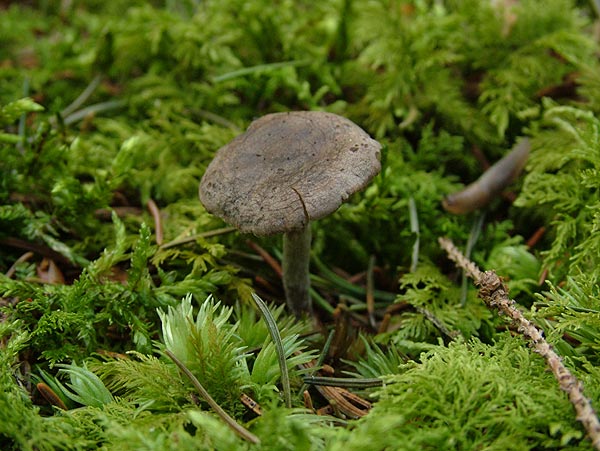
[199,111,382,235]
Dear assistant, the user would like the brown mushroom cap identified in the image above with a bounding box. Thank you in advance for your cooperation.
[199,111,382,235]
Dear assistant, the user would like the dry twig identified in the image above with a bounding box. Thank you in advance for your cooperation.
[439,237,600,450]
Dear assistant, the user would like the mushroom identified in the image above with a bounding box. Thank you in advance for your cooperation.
[199,111,382,315]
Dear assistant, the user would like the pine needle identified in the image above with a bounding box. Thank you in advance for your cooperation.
[302,376,383,389]
[146,198,163,245]
[158,227,237,249]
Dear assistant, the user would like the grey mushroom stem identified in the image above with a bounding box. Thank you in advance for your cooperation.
[282,225,312,316]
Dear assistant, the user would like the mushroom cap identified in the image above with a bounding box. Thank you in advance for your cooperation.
[199,111,382,235]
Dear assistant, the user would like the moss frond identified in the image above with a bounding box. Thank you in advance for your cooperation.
[394,261,493,343]
[516,105,600,279]
[158,295,247,411]
[343,335,407,379]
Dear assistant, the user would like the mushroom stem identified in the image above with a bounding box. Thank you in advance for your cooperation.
[282,226,312,315]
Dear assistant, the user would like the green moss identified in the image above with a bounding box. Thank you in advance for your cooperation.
[329,336,590,450]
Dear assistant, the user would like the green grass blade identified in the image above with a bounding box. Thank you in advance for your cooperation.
[251,292,292,408]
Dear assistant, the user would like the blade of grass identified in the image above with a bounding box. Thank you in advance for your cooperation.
[310,287,335,314]
[63,100,125,125]
[194,109,241,131]
[211,60,310,83]
[251,292,292,408]
[61,74,102,117]
[408,196,420,273]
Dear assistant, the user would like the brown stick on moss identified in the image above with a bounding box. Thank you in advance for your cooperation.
[438,237,600,450]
